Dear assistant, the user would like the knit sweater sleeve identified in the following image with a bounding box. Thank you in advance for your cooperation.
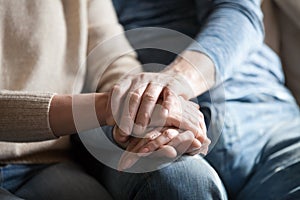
[0,90,57,142]
[84,0,142,93]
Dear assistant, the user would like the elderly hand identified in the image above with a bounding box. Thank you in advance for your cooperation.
[108,71,195,136]
[111,89,206,147]
[117,127,211,171]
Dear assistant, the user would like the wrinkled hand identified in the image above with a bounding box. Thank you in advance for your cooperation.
[108,72,196,137]
[111,90,206,147]
[117,128,211,171]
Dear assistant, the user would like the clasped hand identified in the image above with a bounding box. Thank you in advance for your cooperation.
[106,72,211,170]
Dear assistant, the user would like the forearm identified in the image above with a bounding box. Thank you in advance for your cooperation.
[191,0,264,80]
[49,93,109,137]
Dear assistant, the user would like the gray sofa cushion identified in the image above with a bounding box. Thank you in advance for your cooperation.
[275,0,300,105]
[263,0,300,105]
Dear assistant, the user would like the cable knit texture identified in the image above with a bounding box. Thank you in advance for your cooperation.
[0,0,141,163]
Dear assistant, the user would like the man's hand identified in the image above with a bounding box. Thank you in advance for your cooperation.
[117,128,211,171]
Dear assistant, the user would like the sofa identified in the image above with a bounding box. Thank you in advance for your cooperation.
[262,0,300,105]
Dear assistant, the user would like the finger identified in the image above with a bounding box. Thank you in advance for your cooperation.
[118,129,162,171]
[147,88,177,127]
[133,82,164,135]
[185,138,202,155]
[110,80,131,128]
[199,137,211,155]
[196,111,208,144]
[119,84,147,136]
[153,108,201,142]
[180,110,203,139]
[113,126,130,146]
[167,130,195,156]
[117,151,139,171]
[147,145,177,158]
[180,97,203,132]
[127,129,162,155]
[126,137,143,152]
[169,97,204,140]
[181,102,207,144]
[190,100,200,109]
[137,129,180,156]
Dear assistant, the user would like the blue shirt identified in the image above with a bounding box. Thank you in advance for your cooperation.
[112,0,294,103]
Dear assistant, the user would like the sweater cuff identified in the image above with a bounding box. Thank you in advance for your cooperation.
[0,90,58,142]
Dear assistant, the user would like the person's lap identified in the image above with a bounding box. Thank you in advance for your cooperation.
[0,162,113,200]
[94,155,227,200]
[71,86,300,200]
[206,95,300,199]
[237,116,300,199]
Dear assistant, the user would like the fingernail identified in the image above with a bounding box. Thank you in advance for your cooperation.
[164,129,178,139]
[133,124,144,135]
[137,147,150,157]
[117,126,128,136]
[190,147,201,152]
[149,132,161,140]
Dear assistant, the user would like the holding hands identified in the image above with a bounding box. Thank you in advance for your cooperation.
[106,72,211,170]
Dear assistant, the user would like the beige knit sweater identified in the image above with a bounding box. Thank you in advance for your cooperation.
[0,0,141,163]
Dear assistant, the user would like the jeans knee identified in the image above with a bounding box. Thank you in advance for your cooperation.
[136,156,227,200]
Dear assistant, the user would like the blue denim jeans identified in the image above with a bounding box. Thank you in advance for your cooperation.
[0,162,113,200]
[73,92,300,200]
[205,97,300,199]
[78,154,228,200]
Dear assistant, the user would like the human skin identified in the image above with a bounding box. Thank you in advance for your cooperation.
[117,127,211,170]
[48,90,205,139]
[113,51,215,169]
[48,51,214,171]
[112,51,215,139]
[49,93,111,137]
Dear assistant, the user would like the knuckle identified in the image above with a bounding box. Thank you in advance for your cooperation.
[136,112,150,125]
[112,85,121,93]
[199,111,204,118]
[190,101,199,107]
[140,73,146,79]
[162,100,175,112]
[129,91,141,103]
[185,131,195,139]
[164,129,178,140]
[204,137,211,145]
[164,87,174,97]
[159,108,170,119]
[147,141,159,151]
[143,92,157,103]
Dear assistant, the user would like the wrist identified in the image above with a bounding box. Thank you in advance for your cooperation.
[49,94,76,137]
[49,93,110,137]
[163,51,216,96]
[95,92,110,126]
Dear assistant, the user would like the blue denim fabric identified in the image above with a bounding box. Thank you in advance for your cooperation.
[77,154,228,200]
[0,164,46,193]
[105,0,300,199]
[0,162,113,200]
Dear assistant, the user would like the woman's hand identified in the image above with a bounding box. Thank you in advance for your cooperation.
[112,91,207,146]
[109,72,195,136]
